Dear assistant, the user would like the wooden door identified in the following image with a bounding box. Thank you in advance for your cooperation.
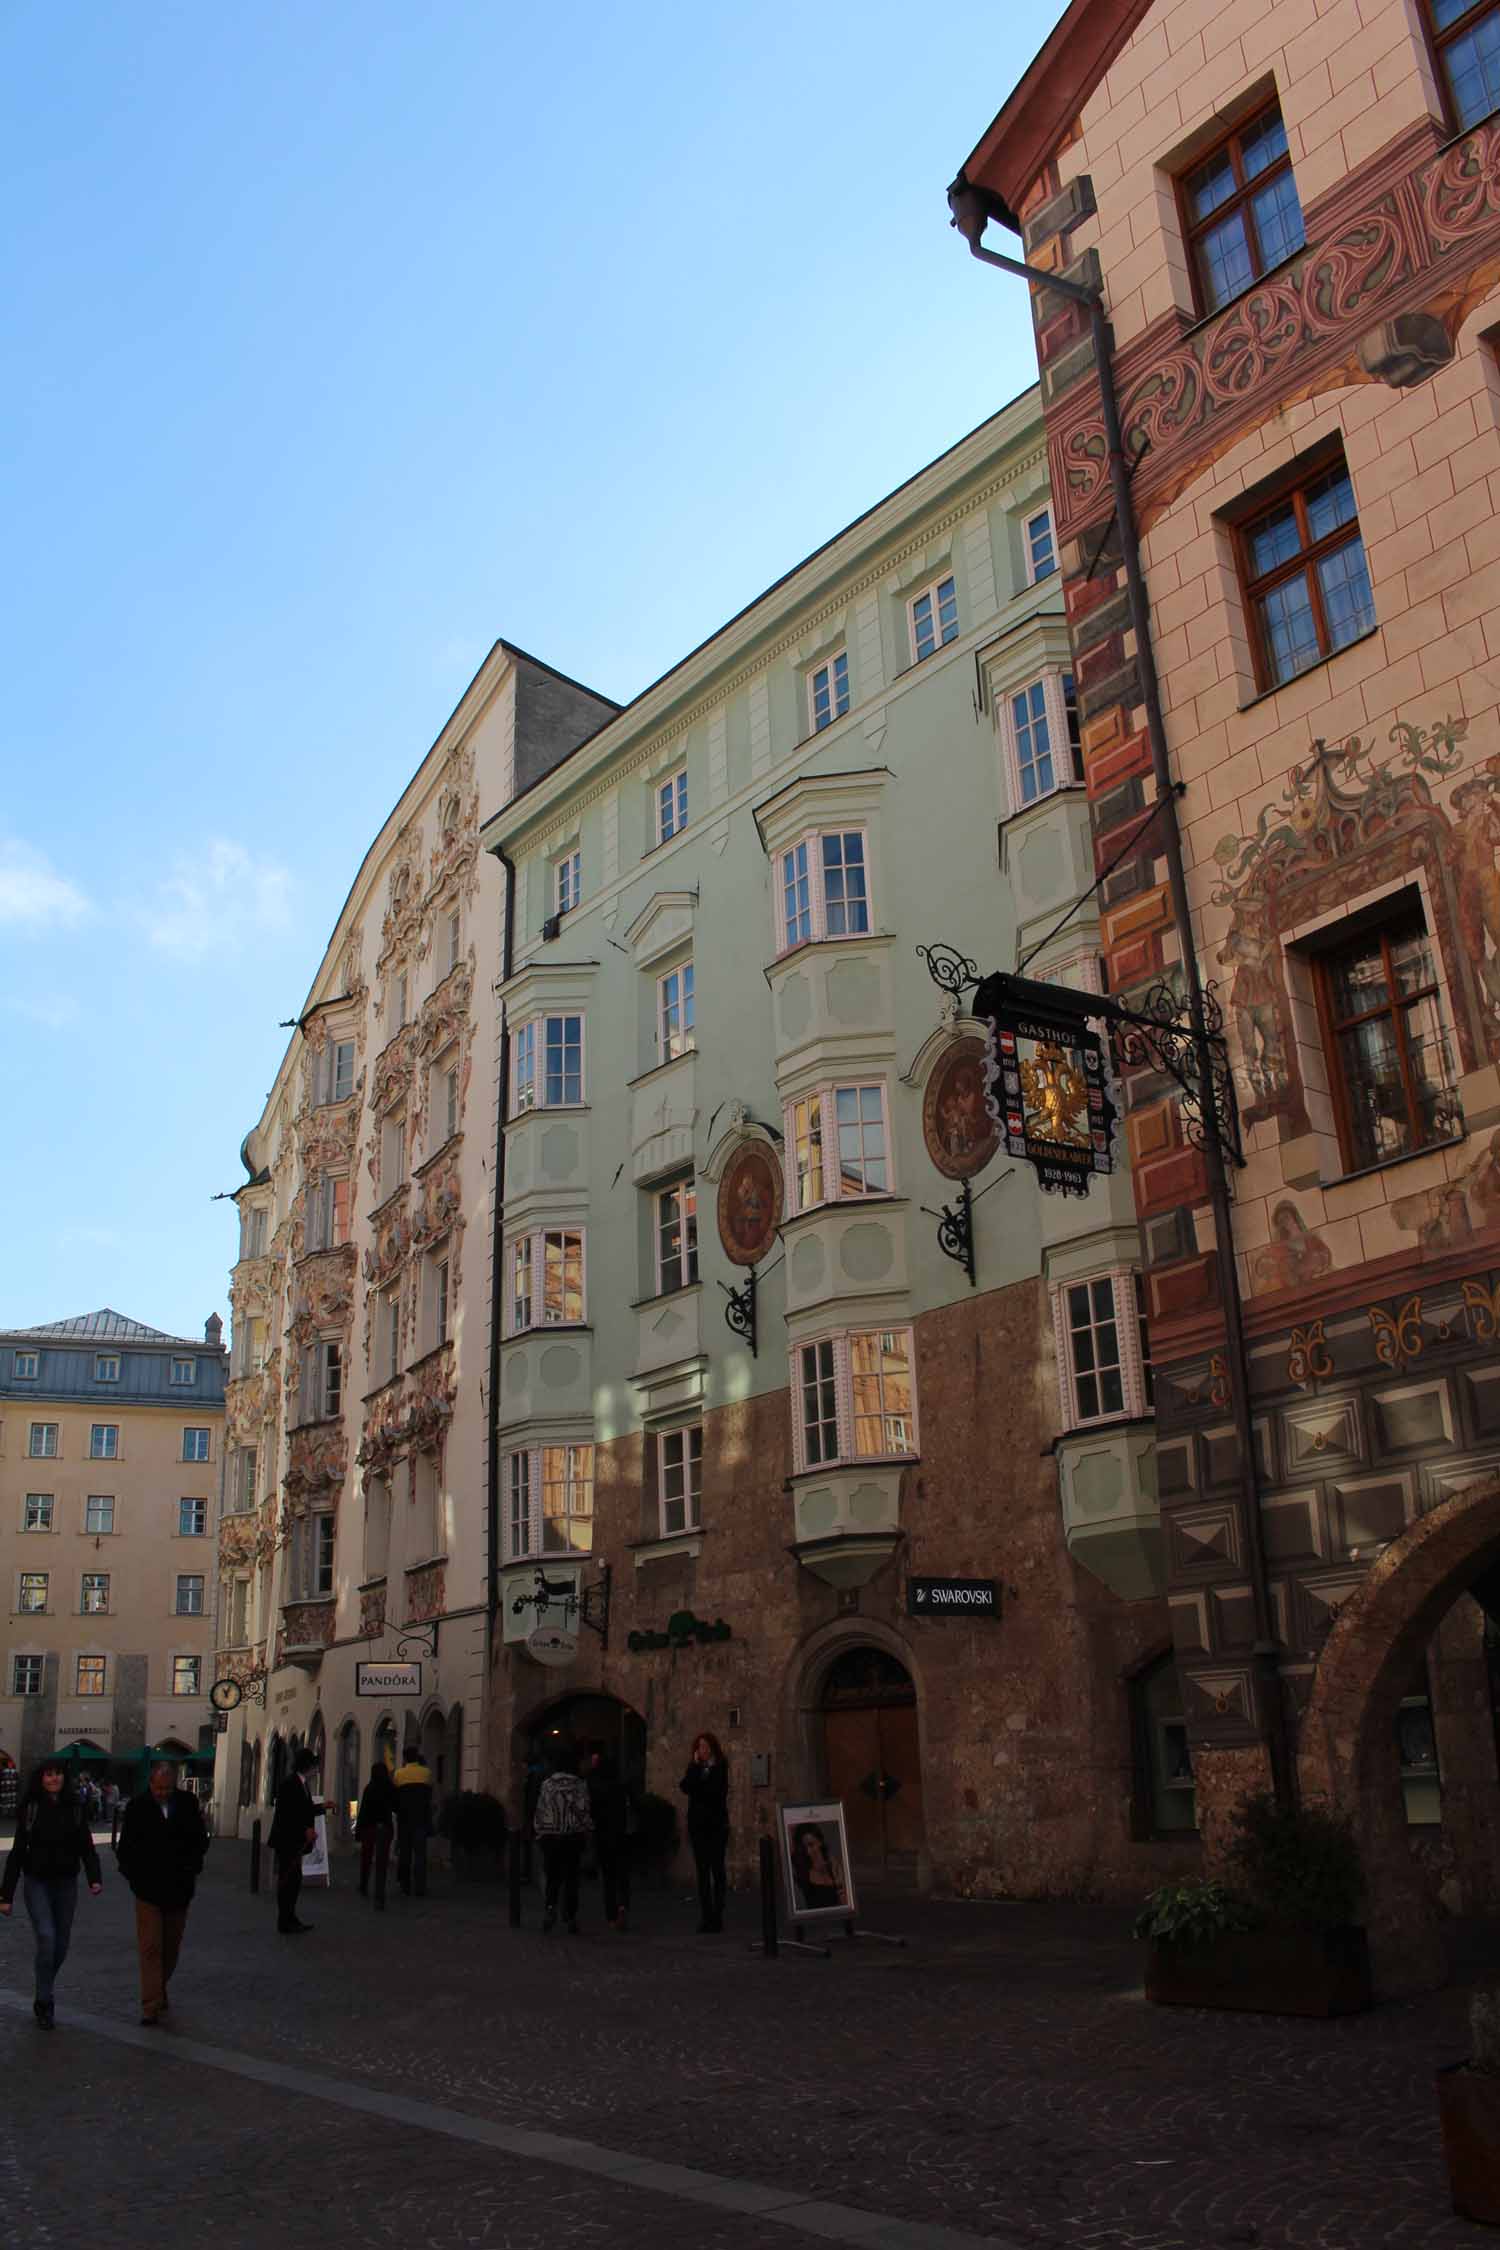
[822,1700,925,1880]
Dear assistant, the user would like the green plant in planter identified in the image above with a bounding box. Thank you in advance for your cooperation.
[1133,1879,1256,1948]
[438,1790,508,1854]
[1224,1792,1363,1932]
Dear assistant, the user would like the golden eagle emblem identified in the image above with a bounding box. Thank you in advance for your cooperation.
[1019,1039,1090,1147]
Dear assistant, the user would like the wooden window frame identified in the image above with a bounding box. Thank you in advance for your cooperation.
[907,574,959,664]
[783,1082,893,1213]
[1051,1272,1152,1429]
[774,828,872,956]
[76,1653,107,1696]
[656,960,695,1060]
[1421,0,1500,136]
[504,1441,595,1561]
[657,1425,703,1536]
[1231,446,1372,693]
[1176,95,1303,317]
[808,649,851,734]
[790,1327,919,1471]
[1025,508,1056,584]
[655,766,689,845]
[654,1179,699,1294]
[1310,904,1453,1176]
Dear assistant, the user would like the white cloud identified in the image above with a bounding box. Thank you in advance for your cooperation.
[142,839,294,962]
[0,839,92,932]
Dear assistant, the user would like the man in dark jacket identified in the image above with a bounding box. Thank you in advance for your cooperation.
[586,1747,632,1932]
[115,1760,209,2024]
[393,1750,433,1898]
[268,1747,318,1935]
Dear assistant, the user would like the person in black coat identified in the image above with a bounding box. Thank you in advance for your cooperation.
[586,1746,632,1932]
[267,1747,319,1935]
[0,1757,103,2028]
[355,1760,398,1908]
[679,1731,730,1934]
[115,1760,208,2024]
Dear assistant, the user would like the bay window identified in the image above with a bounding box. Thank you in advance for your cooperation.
[511,1014,584,1113]
[506,1229,586,1333]
[776,830,870,953]
[504,1442,595,1559]
[1052,1272,1153,1428]
[784,1083,891,1211]
[792,1329,918,1469]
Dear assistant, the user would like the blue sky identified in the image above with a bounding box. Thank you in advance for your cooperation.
[1,2,1061,1336]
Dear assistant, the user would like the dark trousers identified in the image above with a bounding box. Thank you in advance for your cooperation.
[135,1900,188,2018]
[23,1875,78,2006]
[276,1852,304,1930]
[397,1820,427,1897]
[540,1835,583,1924]
[596,1834,631,1924]
[359,1824,392,1903]
[691,1828,727,1929]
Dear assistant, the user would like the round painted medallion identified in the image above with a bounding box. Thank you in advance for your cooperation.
[716,1141,783,1266]
[922,1035,1001,1181]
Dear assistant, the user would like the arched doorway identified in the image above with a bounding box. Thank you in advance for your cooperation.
[266,1732,286,1805]
[335,1719,361,1841]
[522,1694,646,1798]
[819,1647,926,1887]
[421,1703,447,1788]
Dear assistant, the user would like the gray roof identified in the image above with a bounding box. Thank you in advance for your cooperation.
[5,1309,208,1347]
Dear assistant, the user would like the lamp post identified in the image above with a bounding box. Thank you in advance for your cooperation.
[947,182,1291,1809]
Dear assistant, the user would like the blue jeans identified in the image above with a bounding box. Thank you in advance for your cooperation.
[23,1875,78,2006]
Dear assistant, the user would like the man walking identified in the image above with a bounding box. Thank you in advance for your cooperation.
[533,1749,592,1934]
[393,1746,434,1899]
[268,1746,319,1935]
[586,1745,632,1932]
[114,1760,209,2025]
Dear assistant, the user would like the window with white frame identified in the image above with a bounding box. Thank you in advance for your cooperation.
[659,1425,703,1535]
[179,1497,208,1537]
[506,1230,585,1333]
[183,1427,211,1462]
[433,1049,460,1145]
[382,1288,401,1384]
[776,830,870,953]
[175,1573,205,1616]
[12,1654,43,1695]
[424,1249,450,1351]
[90,1424,119,1460]
[392,970,409,1029]
[657,962,694,1061]
[784,1083,891,1211]
[95,1354,119,1382]
[170,1357,197,1386]
[19,1572,48,1614]
[231,1446,258,1514]
[1002,673,1082,809]
[85,1496,114,1535]
[227,1575,251,1644]
[234,1314,268,1377]
[443,907,462,974]
[808,651,850,733]
[510,1015,584,1113]
[908,574,958,663]
[655,1180,699,1293]
[1026,508,1056,582]
[77,1654,106,1696]
[173,1654,202,1697]
[556,850,581,917]
[29,1423,58,1458]
[314,1038,355,1105]
[305,1173,352,1252]
[364,1474,391,1581]
[1053,1273,1152,1428]
[381,1109,407,1192]
[241,1206,268,1259]
[23,1494,53,1532]
[792,1329,918,1469]
[81,1571,109,1615]
[656,767,688,844]
[504,1442,595,1560]
[13,1351,38,1380]
[415,1450,443,1557]
[312,1512,335,1595]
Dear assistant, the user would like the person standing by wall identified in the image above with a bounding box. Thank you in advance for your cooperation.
[533,1750,592,1934]
[0,1756,103,2028]
[356,1758,399,1908]
[114,1758,209,2024]
[679,1732,729,1935]
[268,1746,318,1936]
[586,1745,632,1933]
[393,1746,434,1899]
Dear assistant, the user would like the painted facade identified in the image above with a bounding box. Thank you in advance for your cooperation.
[479,394,1199,1900]
[955,0,1500,1981]
[0,1308,226,1790]
[213,643,616,1836]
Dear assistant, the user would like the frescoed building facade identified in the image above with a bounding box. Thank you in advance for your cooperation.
[953,0,1500,1981]
[479,393,1201,1898]
[0,1309,226,1795]
[212,645,615,1836]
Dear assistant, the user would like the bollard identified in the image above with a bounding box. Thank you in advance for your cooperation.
[508,1829,523,1928]
[250,1816,262,1894]
[759,1835,778,1958]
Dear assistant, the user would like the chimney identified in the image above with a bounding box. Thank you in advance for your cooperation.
[204,1313,223,1349]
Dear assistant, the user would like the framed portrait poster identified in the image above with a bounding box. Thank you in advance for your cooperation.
[778,1799,857,1925]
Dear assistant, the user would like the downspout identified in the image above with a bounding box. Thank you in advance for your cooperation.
[486,842,517,1655]
[949,183,1291,1808]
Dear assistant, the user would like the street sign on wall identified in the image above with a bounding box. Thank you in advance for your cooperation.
[907,1577,1000,1619]
[355,1661,421,1697]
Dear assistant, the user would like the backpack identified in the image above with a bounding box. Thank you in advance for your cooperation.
[533,1773,591,1837]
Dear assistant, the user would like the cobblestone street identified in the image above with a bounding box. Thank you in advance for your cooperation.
[0,1844,1494,2249]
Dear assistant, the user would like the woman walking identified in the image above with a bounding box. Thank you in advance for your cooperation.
[0,1755,103,2027]
[679,1731,729,1934]
[356,1758,398,1908]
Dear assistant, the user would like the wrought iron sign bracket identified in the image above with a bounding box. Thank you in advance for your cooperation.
[922,1179,975,1286]
[720,1264,758,1356]
[395,1621,438,1663]
[579,1563,612,1649]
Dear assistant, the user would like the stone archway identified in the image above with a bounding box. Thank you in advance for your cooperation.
[1297,1468,1500,1994]
[785,1617,930,1889]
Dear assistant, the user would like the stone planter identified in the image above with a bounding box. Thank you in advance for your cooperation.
[1145,1926,1371,2017]
[1438,2063,1500,2225]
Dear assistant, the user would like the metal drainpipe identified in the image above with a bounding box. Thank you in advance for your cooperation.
[485,842,517,1652]
[952,191,1292,1807]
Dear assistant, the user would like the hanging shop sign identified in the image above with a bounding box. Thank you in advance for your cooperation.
[527,1625,580,1669]
[503,1560,582,1646]
[907,1576,1000,1619]
[717,1141,783,1266]
[922,1036,1001,1181]
[355,1661,422,1697]
[980,998,1118,1199]
[627,1609,733,1653]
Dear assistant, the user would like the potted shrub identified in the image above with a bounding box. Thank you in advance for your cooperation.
[1438,1985,1500,2224]
[1137,1793,1370,2018]
[439,1790,508,1882]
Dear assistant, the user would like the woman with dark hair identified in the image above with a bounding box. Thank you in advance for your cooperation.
[0,1755,103,2027]
[679,1731,729,1934]
[356,1759,399,1909]
[789,1822,848,1913]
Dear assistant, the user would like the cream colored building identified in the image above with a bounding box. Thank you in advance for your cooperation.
[0,1308,226,1792]
[213,643,614,1837]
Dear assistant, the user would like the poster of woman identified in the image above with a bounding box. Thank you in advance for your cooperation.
[778,1800,857,1924]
